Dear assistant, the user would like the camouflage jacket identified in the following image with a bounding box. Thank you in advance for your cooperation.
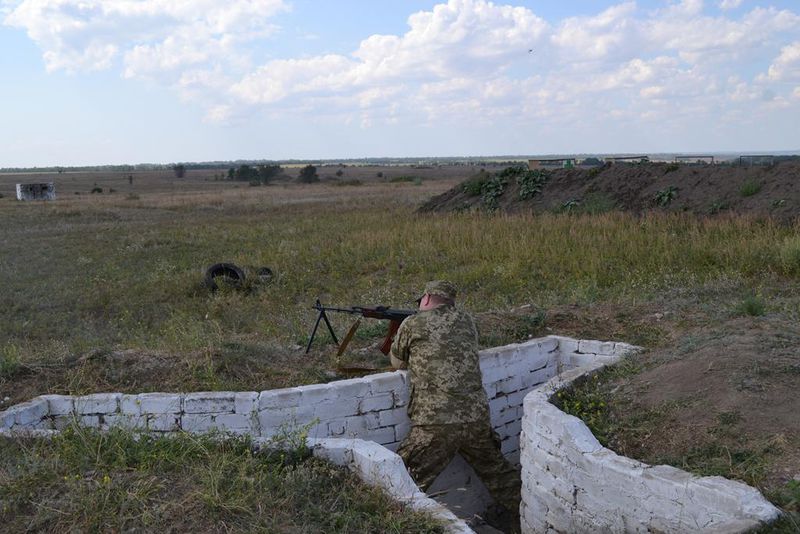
[390,303,490,425]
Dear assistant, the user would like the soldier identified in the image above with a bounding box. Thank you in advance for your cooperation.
[390,280,521,523]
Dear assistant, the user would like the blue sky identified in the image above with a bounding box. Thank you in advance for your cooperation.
[1,0,799,166]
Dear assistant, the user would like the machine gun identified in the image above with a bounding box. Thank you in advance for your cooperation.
[305,299,417,357]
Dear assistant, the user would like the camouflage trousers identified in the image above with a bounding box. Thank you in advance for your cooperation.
[397,422,522,513]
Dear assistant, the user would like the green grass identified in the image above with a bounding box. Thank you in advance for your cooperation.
[741,179,763,197]
[0,426,444,533]
[2,189,800,401]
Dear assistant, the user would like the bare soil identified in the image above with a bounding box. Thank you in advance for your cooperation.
[420,161,800,222]
[604,316,800,491]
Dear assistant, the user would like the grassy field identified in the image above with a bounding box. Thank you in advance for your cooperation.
[2,167,800,531]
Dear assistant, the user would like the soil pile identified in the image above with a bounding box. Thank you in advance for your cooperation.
[420,161,800,222]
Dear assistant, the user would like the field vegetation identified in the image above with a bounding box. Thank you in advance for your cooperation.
[1,166,799,531]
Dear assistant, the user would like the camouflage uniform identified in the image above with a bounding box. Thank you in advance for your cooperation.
[390,281,521,513]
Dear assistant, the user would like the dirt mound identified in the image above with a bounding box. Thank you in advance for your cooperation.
[420,161,800,222]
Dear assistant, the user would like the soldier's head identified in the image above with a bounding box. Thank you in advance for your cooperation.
[418,280,457,311]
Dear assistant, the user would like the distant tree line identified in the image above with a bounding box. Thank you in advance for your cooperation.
[226,164,283,185]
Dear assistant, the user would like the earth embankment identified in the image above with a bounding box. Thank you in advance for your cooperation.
[420,161,800,222]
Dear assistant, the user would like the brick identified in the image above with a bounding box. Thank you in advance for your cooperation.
[363,426,396,445]
[105,414,146,430]
[378,408,408,428]
[148,413,180,432]
[80,415,101,428]
[257,408,294,432]
[258,388,302,409]
[12,400,49,426]
[327,419,346,436]
[506,388,530,408]
[298,383,333,405]
[328,378,371,399]
[184,392,235,414]
[51,415,75,431]
[75,394,120,415]
[234,392,258,414]
[359,393,394,413]
[120,394,141,414]
[138,393,182,414]
[40,395,74,416]
[394,421,411,442]
[488,396,509,420]
[577,339,615,355]
[1,409,17,429]
[392,389,410,407]
[369,372,405,393]
[313,397,359,420]
[214,413,255,433]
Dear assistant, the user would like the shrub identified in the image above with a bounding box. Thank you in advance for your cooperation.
[739,179,762,197]
[654,186,678,207]
[333,179,363,187]
[664,163,680,174]
[736,295,766,317]
[376,171,383,178]
[481,176,507,212]
[516,169,549,200]
[708,200,730,215]
[335,169,344,177]
[389,175,416,183]
[298,165,319,184]
[90,187,103,194]
[462,171,490,196]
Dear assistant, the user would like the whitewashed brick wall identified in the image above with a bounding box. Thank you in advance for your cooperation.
[0,336,561,459]
[518,346,782,534]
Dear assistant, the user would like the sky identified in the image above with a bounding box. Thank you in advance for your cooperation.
[0,0,799,166]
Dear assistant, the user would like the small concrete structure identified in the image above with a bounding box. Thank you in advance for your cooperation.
[1,336,781,533]
[16,182,56,201]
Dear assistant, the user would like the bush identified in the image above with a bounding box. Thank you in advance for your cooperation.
[298,165,319,184]
[736,295,766,317]
[516,169,549,200]
[389,175,416,183]
[664,163,680,174]
[654,186,678,207]
[90,187,103,194]
[376,171,383,178]
[739,179,762,197]
[333,179,363,187]
[462,171,490,196]
[335,169,344,177]
[481,176,507,212]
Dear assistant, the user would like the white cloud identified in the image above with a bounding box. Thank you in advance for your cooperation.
[719,0,743,10]
[767,42,800,81]
[4,0,287,74]
[6,0,800,135]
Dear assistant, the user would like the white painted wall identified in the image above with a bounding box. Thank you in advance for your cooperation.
[519,350,782,534]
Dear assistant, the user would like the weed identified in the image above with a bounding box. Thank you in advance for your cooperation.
[740,179,763,197]
[559,199,581,213]
[778,236,800,275]
[771,199,786,208]
[516,169,549,200]
[664,163,680,174]
[414,176,423,186]
[0,345,22,379]
[708,200,730,215]
[462,171,490,196]
[654,186,679,207]
[736,294,766,317]
[481,175,508,212]
[579,192,616,214]
[126,193,140,201]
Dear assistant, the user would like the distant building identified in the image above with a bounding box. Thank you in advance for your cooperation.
[528,158,575,170]
[16,183,56,201]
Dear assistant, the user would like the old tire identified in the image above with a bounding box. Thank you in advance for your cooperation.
[205,263,246,292]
